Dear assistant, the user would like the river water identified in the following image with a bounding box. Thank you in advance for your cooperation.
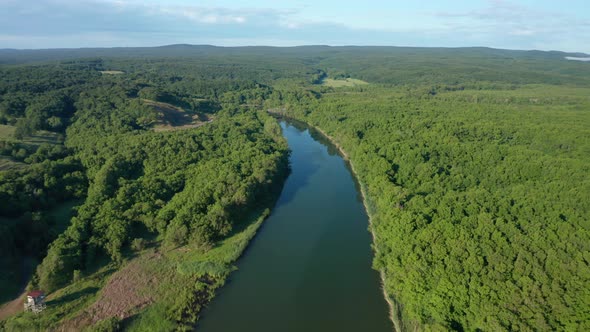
[197,120,392,332]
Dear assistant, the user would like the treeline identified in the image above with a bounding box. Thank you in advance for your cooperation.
[276,84,590,331]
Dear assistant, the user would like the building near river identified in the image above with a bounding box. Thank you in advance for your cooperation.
[24,290,46,314]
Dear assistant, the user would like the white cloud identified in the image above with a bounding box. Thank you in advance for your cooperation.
[510,29,536,36]
[154,6,252,24]
[429,0,590,50]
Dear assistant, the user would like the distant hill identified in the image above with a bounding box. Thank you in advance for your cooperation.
[0,44,588,65]
[2,45,590,88]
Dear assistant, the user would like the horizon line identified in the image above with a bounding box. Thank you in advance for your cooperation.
[0,44,588,56]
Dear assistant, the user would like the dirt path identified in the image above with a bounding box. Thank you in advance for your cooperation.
[0,293,24,321]
[0,256,36,321]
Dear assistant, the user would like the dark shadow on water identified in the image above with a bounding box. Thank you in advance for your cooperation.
[307,128,341,157]
[273,158,318,208]
[271,120,321,207]
[280,118,341,157]
[279,117,365,205]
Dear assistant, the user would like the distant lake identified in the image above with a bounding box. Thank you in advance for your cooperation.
[565,56,590,62]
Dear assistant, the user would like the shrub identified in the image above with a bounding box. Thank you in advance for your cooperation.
[130,238,146,251]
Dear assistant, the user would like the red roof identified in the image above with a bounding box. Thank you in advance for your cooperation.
[27,290,44,298]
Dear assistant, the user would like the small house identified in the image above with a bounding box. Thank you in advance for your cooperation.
[24,290,46,314]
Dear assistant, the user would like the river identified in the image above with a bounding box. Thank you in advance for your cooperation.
[197,119,392,332]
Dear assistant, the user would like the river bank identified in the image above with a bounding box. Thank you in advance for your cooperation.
[307,124,404,332]
[198,118,392,332]
[270,112,404,332]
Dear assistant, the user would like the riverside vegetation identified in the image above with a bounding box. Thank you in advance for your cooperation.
[0,55,290,330]
[1,45,589,331]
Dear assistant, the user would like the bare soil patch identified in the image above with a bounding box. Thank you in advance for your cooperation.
[0,293,25,321]
[60,253,163,330]
[87,254,161,321]
[143,99,212,132]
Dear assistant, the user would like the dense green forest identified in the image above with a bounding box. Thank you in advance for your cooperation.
[278,85,590,331]
[1,45,589,331]
[0,54,290,330]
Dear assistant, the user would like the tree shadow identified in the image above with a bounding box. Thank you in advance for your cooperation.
[272,120,323,207]
[47,287,100,306]
[274,157,319,208]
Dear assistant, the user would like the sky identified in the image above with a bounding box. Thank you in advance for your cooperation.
[0,0,589,53]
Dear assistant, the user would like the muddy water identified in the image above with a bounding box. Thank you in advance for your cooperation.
[197,120,392,332]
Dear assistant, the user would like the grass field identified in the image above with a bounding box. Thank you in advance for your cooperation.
[0,125,16,139]
[1,262,118,331]
[1,208,272,330]
[125,209,271,331]
[0,125,61,146]
[22,131,62,146]
[100,70,125,75]
[321,77,369,87]
[0,157,27,171]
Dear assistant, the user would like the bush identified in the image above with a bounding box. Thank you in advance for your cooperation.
[130,238,146,251]
[165,224,188,248]
[72,269,82,282]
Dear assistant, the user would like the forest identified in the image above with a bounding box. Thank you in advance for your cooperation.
[1,45,589,331]
[0,54,290,330]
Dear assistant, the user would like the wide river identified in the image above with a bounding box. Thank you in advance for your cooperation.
[197,120,392,332]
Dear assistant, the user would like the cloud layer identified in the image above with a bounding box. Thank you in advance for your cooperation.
[0,0,588,52]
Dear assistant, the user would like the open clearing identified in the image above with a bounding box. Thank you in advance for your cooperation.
[321,77,369,87]
[0,125,61,146]
[60,252,162,331]
[0,125,16,139]
[0,157,27,171]
[100,70,125,75]
[0,126,61,171]
[22,131,61,146]
[0,293,25,321]
[143,99,212,132]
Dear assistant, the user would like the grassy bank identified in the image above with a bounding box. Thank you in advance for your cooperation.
[125,208,277,331]
[1,189,288,331]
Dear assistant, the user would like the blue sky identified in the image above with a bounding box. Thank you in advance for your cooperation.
[0,0,589,52]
